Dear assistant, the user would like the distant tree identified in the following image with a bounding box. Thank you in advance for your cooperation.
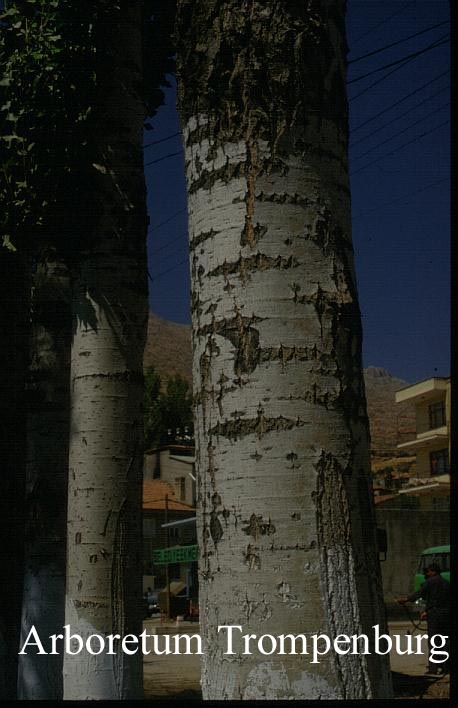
[144,367,164,446]
[144,366,194,447]
[162,374,194,441]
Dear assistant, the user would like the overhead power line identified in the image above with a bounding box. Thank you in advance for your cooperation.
[350,2,413,46]
[150,231,187,257]
[352,102,449,161]
[148,207,188,234]
[347,34,449,85]
[144,150,183,168]
[352,177,448,220]
[350,118,449,177]
[351,86,449,150]
[350,70,449,134]
[349,38,449,102]
[143,131,182,150]
[148,257,189,283]
[348,20,449,65]
[150,246,187,270]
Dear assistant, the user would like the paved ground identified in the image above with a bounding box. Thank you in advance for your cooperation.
[388,622,450,700]
[143,619,450,700]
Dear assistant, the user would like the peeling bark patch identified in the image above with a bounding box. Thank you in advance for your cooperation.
[244,663,340,700]
[242,513,276,540]
[244,543,261,570]
[276,581,294,603]
[197,312,263,375]
[209,411,309,441]
[207,252,299,281]
[209,511,223,545]
[72,371,142,384]
[188,160,246,195]
[74,599,107,609]
[207,439,217,490]
[242,139,258,248]
[189,228,219,252]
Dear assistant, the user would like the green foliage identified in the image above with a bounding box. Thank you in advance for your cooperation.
[0,0,176,251]
[0,0,96,249]
[144,366,193,449]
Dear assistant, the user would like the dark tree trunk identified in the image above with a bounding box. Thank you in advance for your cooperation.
[18,250,71,699]
[0,247,29,698]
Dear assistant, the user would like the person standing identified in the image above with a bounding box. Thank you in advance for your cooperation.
[397,563,450,675]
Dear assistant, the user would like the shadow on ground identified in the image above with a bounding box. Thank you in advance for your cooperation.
[391,671,450,700]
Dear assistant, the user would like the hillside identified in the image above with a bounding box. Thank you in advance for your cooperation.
[144,312,192,385]
[363,366,415,456]
[144,314,416,464]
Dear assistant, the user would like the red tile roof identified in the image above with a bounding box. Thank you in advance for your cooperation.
[143,480,195,511]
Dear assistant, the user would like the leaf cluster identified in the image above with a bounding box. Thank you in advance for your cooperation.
[1,0,177,251]
[0,0,97,250]
[144,365,194,449]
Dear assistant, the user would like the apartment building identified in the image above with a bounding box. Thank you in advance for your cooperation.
[395,377,450,478]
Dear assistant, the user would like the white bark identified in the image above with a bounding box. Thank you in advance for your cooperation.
[62,4,147,699]
[64,238,146,699]
[177,0,393,698]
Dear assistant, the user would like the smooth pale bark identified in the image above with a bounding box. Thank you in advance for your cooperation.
[18,253,70,699]
[63,4,147,699]
[0,247,28,699]
[176,0,393,699]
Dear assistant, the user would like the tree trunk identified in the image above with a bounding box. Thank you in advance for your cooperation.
[176,0,393,699]
[18,251,70,699]
[63,3,148,699]
[0,247,28,699]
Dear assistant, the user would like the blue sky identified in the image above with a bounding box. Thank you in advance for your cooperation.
[144,1,450,384]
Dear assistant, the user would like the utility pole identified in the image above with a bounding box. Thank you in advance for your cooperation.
[164,494,170,619]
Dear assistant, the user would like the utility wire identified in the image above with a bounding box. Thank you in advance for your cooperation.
[347,34,449,84]
[352,102,449,161]
[150,231,187,257]
[348,20,449,64]
[352,177,448,220]
[150,248,184,269]
[143,131,182,150]
[350,72,449,136]
[148,257,189,283]
[350,2,413,46]
[351,86,449,150]
[350,119,449,177]
[144,150,183,168]
[349,38,449,102]
[148,207,187,234]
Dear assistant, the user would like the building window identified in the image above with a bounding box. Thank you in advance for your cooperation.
[430,449,449,476]
[175,476,186,501]
[428,401,445,429]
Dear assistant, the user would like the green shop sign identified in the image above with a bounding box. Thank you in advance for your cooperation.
[153,544,198,565]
